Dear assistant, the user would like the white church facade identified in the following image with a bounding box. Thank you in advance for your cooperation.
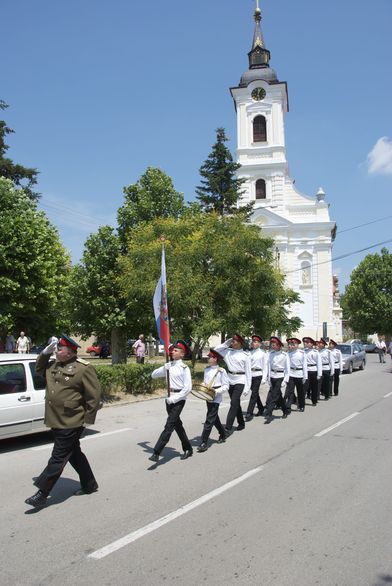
[230,2,343,341]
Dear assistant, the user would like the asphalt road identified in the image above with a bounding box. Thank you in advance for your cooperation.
[1,354,392,586]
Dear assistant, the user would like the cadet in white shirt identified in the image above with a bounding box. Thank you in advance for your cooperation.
[264,337,290,424]
[286,337,308,412]
[245,335,268,421]
[318,338,334,400]
[215,334,251,434]
[197,349,229,452]
[303,337,322,406]
[329,339,343,396]
[149,340,193,463]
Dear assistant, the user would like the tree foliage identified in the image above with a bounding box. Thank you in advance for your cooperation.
[196,127,252,218]
[0,100,39,200]
[119,211,301,363]
[0,178,70,339]
[342,248,392,335]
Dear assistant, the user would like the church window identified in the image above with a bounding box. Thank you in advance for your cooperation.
[255,179,266,200]
[253,115,267,142]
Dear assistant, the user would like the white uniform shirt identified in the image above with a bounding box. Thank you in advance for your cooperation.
[250,348,268,383]
[151,360,192,404]
[330,348,343,371]
[214,340,252,393]
[203,365,229,404]
[304,348,322,377]
[319,348,334,371]
[268,350,290,383]
[288,348,308,379]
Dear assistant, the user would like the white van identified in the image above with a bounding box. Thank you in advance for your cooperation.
[0,354,47,440]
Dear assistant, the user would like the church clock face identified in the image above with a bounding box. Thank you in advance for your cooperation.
[251,87,266,101]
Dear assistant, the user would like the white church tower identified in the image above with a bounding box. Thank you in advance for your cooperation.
[230,1,342,341]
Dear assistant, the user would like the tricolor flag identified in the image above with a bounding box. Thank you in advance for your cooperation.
[153,246,170,353]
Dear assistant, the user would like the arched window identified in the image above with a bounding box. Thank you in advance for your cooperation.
[253,115,267,142]
[255,179,266,200]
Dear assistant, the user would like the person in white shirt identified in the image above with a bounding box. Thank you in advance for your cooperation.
[264,336,290,424]
[245,335,268,421]
[16,331,29,354]
[376,339,386,363]
[318,338,334,400]
[149,340,193,463]
[328,339,343,396]
[215,334,251,434]
[286,337,308,413]
[303,337,322,406]
[197,349,229,452]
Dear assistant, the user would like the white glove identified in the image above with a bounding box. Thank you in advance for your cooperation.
[243,388,250,397]
[166,395,175,404]
[42,341,58,355]
[164,362,171,371]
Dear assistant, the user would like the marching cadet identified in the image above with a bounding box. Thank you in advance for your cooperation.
[264,337,290,424]
[197,349,229,452]
[286,338,308,413]
[318,338,334,400]
[149,340,193,463]
[245,335,268,421]
[303,337,322,405]
[329,339,343,396]
[25,335,102,509]
[214,334,251,434]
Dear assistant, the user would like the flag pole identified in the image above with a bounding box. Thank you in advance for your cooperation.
[160,236,171,397]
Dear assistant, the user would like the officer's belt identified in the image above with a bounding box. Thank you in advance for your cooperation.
[212,386,221,389]
[251,368,262,372]
[291,367,303,370]
[171,389,182,393]
[271,369,284,372]
[228,371,245,375]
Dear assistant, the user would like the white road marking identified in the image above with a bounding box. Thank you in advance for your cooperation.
[314,413,360,437]
[384,392,392,398]
[31,428,132,451]
[89,465,264,560]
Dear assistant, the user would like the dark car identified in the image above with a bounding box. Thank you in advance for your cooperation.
[337,343,366,374]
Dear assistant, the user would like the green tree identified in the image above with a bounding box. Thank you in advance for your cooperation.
[119,212,301,364]
[0,101,39,200]
[0,177,70,340]
[196,127,252,218]
[343,248,392,335]
[68,226,128,364]
[117,167,185,247]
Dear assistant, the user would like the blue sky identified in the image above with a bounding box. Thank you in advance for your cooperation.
[2,0,391,290]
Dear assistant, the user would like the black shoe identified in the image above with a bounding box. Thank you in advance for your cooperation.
[245,414,253,422]
[197,443,208,453]
[217,436,226,443]
[282,412,290,419]
[255,410,264,417]
[312,402,317,406]
[237,424,245,431]
[25,490,48,508]
[224,428,233,437]
[298,407,305,412]
[264,415,273,424]
[149,452,159,462]
[74,481,98,496]
[180,449,193,460]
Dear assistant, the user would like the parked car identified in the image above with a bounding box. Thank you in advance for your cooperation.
[348,339,376,353]
[337,343,366,374]
[86,343,111,358]
[0,353,47,440]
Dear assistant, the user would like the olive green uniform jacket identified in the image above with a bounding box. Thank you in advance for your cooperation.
[36,353,102,429]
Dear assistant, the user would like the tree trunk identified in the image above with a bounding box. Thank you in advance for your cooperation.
[111,327,127,364]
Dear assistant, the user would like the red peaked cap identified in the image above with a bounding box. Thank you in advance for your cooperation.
[173,340,189,353]
[232,334,245,346]
[329,339,337,346]
[287,338,301,345]
[58,334,80,351]
[208,349,223,360]
[302,337,315,344]
[318,338,328,346]
[251,334,263,342]
[270,336,283,347]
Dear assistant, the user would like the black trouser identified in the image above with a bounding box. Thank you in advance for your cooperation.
[285,377,305,410]
[333,368,341,395]
[307,370,319,405]
[154,400,191,455]
[378,349,385,363]
[225,384,245,430]
[34,427,97,494]
[201,402,225,444]
[246,376,264,415]
[265,378,288,417]
[136,356,145,364]
[321,370,331,399]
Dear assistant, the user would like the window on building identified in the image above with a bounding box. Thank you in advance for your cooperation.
[253,115,267,142]
[255,179,266,200]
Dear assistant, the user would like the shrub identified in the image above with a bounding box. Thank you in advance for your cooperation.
[94,363,162,396]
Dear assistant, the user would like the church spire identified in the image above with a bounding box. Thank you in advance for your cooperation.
[249,0,271,68]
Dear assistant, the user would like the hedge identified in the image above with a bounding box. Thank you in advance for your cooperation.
[94,363,162,396]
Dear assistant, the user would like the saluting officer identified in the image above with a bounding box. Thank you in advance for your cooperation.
[329,340,343,396]
[318,338,334,400]
[245,335,268,421]
[149,340,193,462]
[264,337,290,424]
[25,335,102,509]
[215,334,251,434]
[286,338,308,413]
[303,337,322,405]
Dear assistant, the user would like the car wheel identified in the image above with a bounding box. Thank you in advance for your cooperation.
[90,351,97,357]
[359,360,365,370]
[347,362,353,374]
